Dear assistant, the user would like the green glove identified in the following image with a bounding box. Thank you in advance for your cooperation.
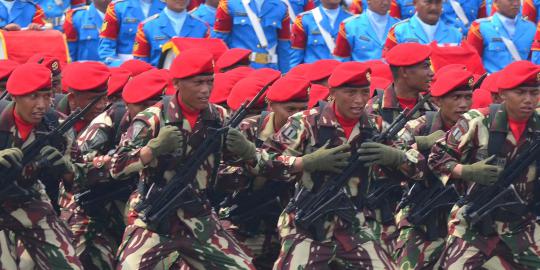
[415,130,446,152]
[226,128,257,160]
[0,148,23,170]
[302,142,351,173]
[357,142,406,167]
[146,125,183,157]
[461,156,502,186]
[39,146,74,173]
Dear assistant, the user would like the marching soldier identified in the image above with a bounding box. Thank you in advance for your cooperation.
[64,0,110,62]
[0,0,46,30]
[289,0,352,66]
[133,0,211,66]
[98,0,165,65]
[0,63,83,269]
[384,0,462,51]
[213,0,292,72]
[392,67,475,269]
[430,60,540,269]
[469,0,535,73]
[440,0,486,36]
[333,0,399,62]
[112,49,255,269]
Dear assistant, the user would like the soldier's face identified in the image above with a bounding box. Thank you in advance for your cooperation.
[12,90,53,125]
[435,90,472,125]
[269,101,308,130]
[331,86,371,120]
[167,0,189,12]
[67,90,108,122]
[367,0,390,15]
[175,75,214,111]
[495,0,520,18]
[402,60,433,93]
[414,0,442,25]
[500,86,540,121]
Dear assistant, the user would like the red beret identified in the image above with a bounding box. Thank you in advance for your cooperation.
[215,48,251,72]
[7,63,52,96]
[170,48,214,79]
[328,62,371,88]
[480,72,499,93]
[0,60,19,80]
[497,61,540,91]
[433,64,467,82]
[107,67,132,97]
[209,67,253,104]
[308,83,330,109]
[385,43,432,66]
[120,59,155,76]
[63,62,110,92]
[227,77,267,110]
[431,69,475,97]
[370,77,392,97]
[266,77,309,103]
[249,68,281,85]
[364,60,393,81]
[122,69,167,103]
[286,63,311,80]
[27,54,62,76]
[471,88,492,109]
[307,59,340,82]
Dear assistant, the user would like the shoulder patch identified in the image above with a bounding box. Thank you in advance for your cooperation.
[141,13,159,24]
[111,0,126,3]
[71,5,89,12]
[475,17,492,24]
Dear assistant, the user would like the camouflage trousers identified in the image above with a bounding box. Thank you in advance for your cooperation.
[116,222,255,270]
[0,186,82,270]
[365,218,398,255]
[393,227,445,270]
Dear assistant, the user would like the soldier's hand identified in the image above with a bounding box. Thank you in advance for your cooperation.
[357,142,406,167]
[0,148,23,170]
[226,128,256,160]
[146,125,183,157]
[39,146,74,173]
[415,130,446,152]
[461,155,502,186]
[3,23,21,31]
[302,142,351,173]
[25,23,43,31]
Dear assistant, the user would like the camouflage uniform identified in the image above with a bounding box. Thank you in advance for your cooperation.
[392,112,448,270]
[364,84,437,254]
[255,102,395,269]
[111,96,255,270]
[56,104,132,270]
[219,111,291,269]
[429,106,540,269]
[0,102,83,270]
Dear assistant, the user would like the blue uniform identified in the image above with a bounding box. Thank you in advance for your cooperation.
[334,12,400,61]
[133,10,210,66]
[0,0,46,28]
[390,0,415,19]
[290,6,351,66]
[384,14,462,50]
[213,0,291,72]
[190,3,216,27]
[440,0,486,36]
[98,0,165,66]
[468,14,535,72]
[35,0,84,30]
[64,4,103,61]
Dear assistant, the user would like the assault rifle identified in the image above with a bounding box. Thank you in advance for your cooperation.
[464,137,540,235]
[0,93,107,199]
[292,93,432,241]
[135,85,270,225]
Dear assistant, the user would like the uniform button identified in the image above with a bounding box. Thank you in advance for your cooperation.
[129,28,133,32]
[159,44,162,48]
[273,21,277,25]
[314,39,318,43]
[241,19,246,23]
[87,36,91,39]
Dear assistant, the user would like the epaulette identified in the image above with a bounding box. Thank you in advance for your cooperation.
[111,0,126,4]
[475,17,492,24]
[189,6,199,14]
[71,5,89,13]
[392,18,410,26]
[141,13,159,24]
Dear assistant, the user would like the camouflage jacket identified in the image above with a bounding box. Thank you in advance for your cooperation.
[0,102,83,200]
[110,96,228,237]
[428,105,540,254]
[365,84,437,126]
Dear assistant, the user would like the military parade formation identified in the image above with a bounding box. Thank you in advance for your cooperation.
[1,0,540,269]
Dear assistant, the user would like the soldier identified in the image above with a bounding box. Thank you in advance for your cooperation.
[190,0,219,29]
[523,0,540,22]
[439,0,487,36]
[392,68,475,270]
[98,0,165,65]
[106,67,132,104]
[112,49,255,269]
[333,0,399,62]
[384,0,462,51]
[0,0,46,30]
[430,60,540,269]
[64,0,111,62]
[215,48,251,73]
[469,0,535,73]
[289,0,352,67]
[0,60,19,93]
[389,0,416,19]
[0,63,83,269]
[35,0,85,31]
[213,0,292,72]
